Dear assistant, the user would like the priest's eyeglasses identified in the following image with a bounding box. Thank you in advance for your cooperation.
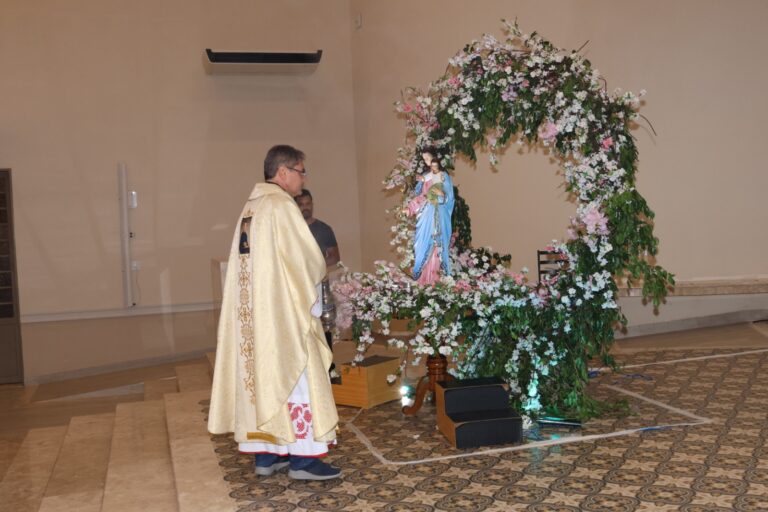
[285,166,307,177]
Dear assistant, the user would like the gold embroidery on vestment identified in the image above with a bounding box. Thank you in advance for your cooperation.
[238,248,257,404]
[246,432,279,443]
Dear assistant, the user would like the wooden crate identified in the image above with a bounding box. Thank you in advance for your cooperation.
[331,355,401,408]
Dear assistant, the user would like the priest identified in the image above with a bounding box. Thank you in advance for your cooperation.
[208,145,340,480]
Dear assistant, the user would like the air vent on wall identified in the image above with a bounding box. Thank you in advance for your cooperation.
[203,49,322,75]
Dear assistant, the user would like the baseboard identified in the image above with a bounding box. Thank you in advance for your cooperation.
[618,309,768,339]
[25,347,215,385]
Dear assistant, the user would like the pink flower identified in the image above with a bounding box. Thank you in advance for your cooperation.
[454,280,473,292]
[448,76,462,87]
[538,121,558,142]
[335,303,354,330]
[401,103,413,113]
[457,252,472,268]
[332,281,359,299]
[505,271,525,285]
[521,79,530,88]
[601,136,614,150]
[501,85,517,102]
[581,204,609,235]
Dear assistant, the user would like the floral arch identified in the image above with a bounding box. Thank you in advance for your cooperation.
[335,21,674,419]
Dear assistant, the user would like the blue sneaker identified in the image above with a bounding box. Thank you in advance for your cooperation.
[288,458,341,480]
[254,454,290,476]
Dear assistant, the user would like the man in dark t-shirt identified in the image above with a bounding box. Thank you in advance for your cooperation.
[295,189,340,267]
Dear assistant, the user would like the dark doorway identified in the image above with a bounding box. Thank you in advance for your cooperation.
[0,169,23,383]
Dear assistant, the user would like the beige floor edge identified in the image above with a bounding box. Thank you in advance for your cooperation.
[165,390,235,512]
[0,426,67,512]
[175,364,212,393]
[38,412,114,512]
[101,400,178,512]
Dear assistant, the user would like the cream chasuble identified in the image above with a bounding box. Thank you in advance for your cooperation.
[208,183,338,445]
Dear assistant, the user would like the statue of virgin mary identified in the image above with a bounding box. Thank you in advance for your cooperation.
[405,149,454,285]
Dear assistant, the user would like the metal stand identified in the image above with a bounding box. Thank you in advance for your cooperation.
[321,278,340,383]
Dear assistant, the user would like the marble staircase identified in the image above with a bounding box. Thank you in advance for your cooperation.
[0,358,234,512]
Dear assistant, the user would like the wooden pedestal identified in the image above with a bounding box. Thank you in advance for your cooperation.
[331,355,401,409]
[402,354,452,415]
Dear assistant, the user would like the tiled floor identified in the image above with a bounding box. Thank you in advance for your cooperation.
[210,323,768,511]
[0,358,204,485]
[3,324,768,511]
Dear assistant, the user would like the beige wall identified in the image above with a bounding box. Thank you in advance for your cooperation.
[5,0,768,380]
[1,0,363,381]
[0,0,361,317]
[349,0,768,281]
[619,294,768,338]
[21,309,217,383]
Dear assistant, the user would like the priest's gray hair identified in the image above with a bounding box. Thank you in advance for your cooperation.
[264,145,306,180]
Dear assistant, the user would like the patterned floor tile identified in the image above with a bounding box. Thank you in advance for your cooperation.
[206,347,768,511]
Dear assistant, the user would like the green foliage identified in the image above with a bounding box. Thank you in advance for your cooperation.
[376,24,675,421]
[440,32,673,418]
[451,186,472,252]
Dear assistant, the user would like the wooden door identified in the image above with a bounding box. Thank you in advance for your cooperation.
[0,169,23,383]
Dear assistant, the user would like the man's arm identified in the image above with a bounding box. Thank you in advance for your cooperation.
[324,245,340,267]
[314,220,341,267]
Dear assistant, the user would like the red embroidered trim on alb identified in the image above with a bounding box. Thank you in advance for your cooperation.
[287,402,312,440]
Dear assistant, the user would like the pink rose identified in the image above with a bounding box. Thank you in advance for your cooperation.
[601,136,614,150]
[401,103,413,113]
[581,204,609,235]
[505,271,525,285]
[538,121,558,142]
[454,280,473,292]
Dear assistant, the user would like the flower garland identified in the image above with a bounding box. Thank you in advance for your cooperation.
[335,21,674,419]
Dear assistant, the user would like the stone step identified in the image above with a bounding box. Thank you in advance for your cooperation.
[144,378,179,400]
[0,438,23,483]
[0,425,67,512]
[101,400,178,512]
[164,390,235,512]
[175,364,211,393]
[37,412,114,512]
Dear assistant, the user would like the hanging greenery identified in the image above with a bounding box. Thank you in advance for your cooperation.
[333,21,674,420]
